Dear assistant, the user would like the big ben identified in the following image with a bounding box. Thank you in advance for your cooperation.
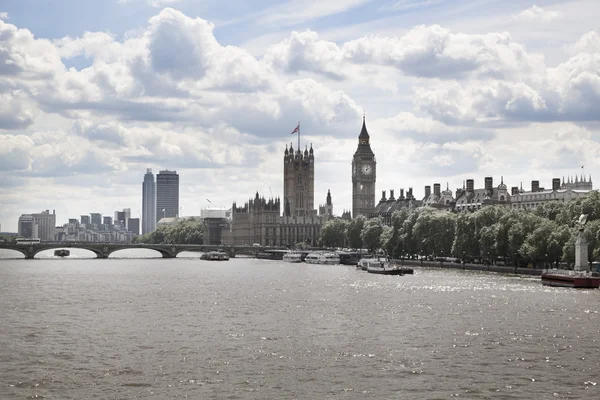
[352,115,376,218]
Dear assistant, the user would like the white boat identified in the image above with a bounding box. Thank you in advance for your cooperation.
[358,256,387,271]
[304,252,340,265]
[200,251,230,261]
[283,251,303,263]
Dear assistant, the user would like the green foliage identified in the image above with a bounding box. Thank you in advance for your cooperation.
[361,217,384,252]
[134,218,205,244]
[346,215,367,249]
[322,192,600,267]
[319,219,349,248]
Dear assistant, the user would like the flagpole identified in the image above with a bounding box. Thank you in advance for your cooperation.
[298,121,300,151]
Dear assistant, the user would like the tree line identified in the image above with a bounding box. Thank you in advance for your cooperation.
[319,191,600,267]
[134,217,204,244]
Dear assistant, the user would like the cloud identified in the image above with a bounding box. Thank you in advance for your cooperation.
[515,5,561,22]
[257,0,371,27]
[572,31,600,54]
[264,25,545,81]
[0,135,34,171]
[0,11,8,19]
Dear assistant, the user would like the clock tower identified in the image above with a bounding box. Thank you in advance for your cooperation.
[352,115,376,218]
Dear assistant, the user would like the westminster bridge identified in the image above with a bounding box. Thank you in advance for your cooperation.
[0,242,280,259]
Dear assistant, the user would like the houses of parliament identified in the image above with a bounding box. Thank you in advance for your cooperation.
[223,117,375,246]
[219,114,594,246]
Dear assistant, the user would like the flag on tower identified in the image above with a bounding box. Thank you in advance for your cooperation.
[290,123,299,134]
[582,165,584,169]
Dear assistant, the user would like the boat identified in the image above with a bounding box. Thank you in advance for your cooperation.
[365,257,411,275]
[256,249,288,260]
[54,249,70,257]
[283,251,303,263]
[304,252,340,265]
[338,251,363,266]
[541,269,600,288]
[200,251,230,261]
[357,256,381,270]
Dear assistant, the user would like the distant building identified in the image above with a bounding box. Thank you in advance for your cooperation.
[103,216,113,226]
[90,213,102,228]
[561,175,592,190]
[127,218,140,236]
[81,215,90,226]
[114,208,131,229]
[372,188,421,225]
[201,208,231,219]
[421,183,455,210]
[229,193,323,246]
[31,210,56,241]
[318,190,334,220]
[18,214,38,239]
[510,178,594,210]
[156,170,179,221]
[454,177,510,212]
[142,168,156,235]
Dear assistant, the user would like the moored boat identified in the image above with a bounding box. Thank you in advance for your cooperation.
[304,252,340,265]
[256,250,287,261]
[54,249,70,257]
[338,251,362,266]
[200,251,230,261]
[541,269,600,288]
[283,251,302,263]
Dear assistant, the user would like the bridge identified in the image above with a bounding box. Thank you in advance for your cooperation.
[0,243,282,259]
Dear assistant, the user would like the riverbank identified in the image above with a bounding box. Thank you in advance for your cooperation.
[393,259,543,276]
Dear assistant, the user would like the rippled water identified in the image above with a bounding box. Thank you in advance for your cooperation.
[1,253,599,399]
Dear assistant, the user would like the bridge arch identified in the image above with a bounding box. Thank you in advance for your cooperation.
[0,248,26,258]
[108,247,171,258]
[31,245,106,259]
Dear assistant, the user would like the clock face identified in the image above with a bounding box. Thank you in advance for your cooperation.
[361,164,372,175]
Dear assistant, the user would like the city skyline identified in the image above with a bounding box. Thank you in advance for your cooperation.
[1,1,600,232]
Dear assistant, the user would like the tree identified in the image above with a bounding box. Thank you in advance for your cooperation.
[347,215,367,249]
[361,217,384,253]
[319,219,349,248]
[134,218,205,244]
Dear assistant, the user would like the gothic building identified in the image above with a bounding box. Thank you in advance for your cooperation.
[371,188,420,225]
[454,177,509,212]
[352,116,376,218]
[318,189,333,219]
[421,183,455,210]
[284,143,315,217]
[226,142,329,247]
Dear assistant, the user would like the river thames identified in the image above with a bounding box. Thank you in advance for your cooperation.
[1,250,599,399]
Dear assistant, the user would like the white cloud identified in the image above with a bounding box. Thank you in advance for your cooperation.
[258,0,371,27]
[515,5,561,22]
[264,25,545,82]
[0,11,8,19]
[573,31,600,54]
[147,0,181,7]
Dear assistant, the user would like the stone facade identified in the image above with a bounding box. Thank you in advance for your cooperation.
[318,190,333,220]
[283,143,315,217]
[352,116,376,218]
[228,193,324,246]
[422,183,455,210]
[371,188,421,225]
[454,177,510,212]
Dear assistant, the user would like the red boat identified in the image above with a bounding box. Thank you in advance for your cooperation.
[541,270,600,289]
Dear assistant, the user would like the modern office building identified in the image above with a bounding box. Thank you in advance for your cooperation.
[31,210,56,241]
[90,213,102,228]
[18,214,38,239]
[127,218,140,236]
[156,170,179,221]
[114,208,131,229]
[81,215,91,226]
[142,169,157,235]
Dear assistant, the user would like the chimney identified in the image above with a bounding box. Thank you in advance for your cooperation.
[532,180,539,192]
[389,189,395,200]
[433,183,441,196]
[552,178,560,191]
[381,190,387,201]
[407,187,413,199]
[466,179,474,192]
[484,177,493,192]
[400,188,405,199]
[424,185,431,198]
[511,186,519,196]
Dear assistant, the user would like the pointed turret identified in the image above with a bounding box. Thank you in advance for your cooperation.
[304,145,308,157]
[326,189,332,206]
[284,144,288,156]
[359,113,370,144]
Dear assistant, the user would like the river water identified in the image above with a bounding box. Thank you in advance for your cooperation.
[1,250,599,399]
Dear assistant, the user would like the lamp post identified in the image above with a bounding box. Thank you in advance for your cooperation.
[545,253,548,269]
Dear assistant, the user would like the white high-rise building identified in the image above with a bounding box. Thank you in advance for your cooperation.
[142,169,156,235]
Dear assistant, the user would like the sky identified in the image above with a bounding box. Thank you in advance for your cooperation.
[1,0,600,231]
